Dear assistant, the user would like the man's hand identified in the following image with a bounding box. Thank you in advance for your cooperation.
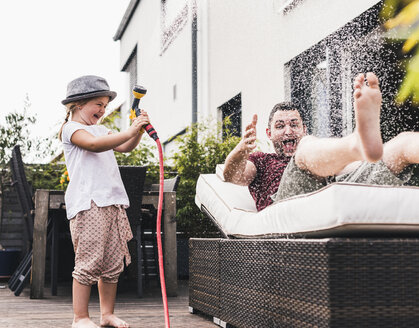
[223,114,258,185]
[237,114,257,154]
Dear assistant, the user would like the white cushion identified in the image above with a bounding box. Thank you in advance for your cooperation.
[195,167,419,238]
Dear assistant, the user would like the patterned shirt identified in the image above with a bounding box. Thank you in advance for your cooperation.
[248,152,290,211]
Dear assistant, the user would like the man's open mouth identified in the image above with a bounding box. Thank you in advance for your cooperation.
[93,114,100,119]
[282,139,297,152]
[283,139,296,146]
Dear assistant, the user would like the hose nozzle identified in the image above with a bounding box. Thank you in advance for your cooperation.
[130,84,159,141]
[133,85,147,98]
[132,85,147,117]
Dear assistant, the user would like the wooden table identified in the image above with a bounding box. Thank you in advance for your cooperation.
[30,189,178,299]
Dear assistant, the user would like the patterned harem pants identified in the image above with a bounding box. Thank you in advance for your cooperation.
[69,201,133,285]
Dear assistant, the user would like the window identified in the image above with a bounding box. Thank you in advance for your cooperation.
[287,43,338,137]
[285,2,417,140]
[287,1,419,141]
[311,56,332,137]
[219,93,242,140]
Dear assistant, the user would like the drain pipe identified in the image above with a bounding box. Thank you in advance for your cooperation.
[191,0,198,124]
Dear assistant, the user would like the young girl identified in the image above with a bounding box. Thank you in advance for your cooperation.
[59,75,149,328]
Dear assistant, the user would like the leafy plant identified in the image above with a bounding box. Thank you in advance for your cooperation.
[171,118,241,237]
[26,163,65,190]
[59,167,70,190]
[0,96,54,167]
[0,98,57,208]
[382,0,419,103]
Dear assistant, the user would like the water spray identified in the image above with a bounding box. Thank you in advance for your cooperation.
[130,85,170,328]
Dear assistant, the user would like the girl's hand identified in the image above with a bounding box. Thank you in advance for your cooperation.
[128,109,150,136]
[128,118,143,136]
[137,109,150,129]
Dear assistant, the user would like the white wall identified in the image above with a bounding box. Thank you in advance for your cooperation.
[279,0,381,63]
[200,0,283,152]
[118,0,382,153]
[199,0,381,152]
[118,0,193,144]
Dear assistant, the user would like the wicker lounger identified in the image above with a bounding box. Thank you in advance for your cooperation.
[191,168,419,327]
[189,237,419,328]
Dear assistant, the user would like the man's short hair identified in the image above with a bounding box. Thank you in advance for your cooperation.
[268,102,304,128]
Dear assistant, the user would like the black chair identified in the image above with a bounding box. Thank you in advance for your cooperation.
[7,146,40,295]
[8,145,36,296]
[118,166,147,297]
[8,145,66,296]
[140,175,180,292]
[9,145,34,252]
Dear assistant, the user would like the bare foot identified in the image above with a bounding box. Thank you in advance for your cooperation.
[72,318,99,328]
[100,314,129,328]
[353,72,383,162]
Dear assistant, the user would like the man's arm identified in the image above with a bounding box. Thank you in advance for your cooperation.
[223,114,258,186]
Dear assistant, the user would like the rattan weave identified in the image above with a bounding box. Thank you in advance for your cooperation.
[189,238,221,318]
[189,238,419,328]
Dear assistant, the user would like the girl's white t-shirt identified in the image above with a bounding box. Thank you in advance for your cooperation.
[62,121,129,219]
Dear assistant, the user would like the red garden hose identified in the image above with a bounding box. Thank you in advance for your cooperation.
[131,85,170,327]
[155,138,170,328]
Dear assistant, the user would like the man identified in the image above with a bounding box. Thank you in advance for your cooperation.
[224,72,419,211]
[223,101,306,210]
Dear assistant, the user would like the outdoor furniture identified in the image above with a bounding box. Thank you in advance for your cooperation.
[140,176,179,297]
[8,146,66,297]
[189,237,419,328]
[10,145,34,251]
[140,176,180,288]
[118,165,147,297]
[189,166,419,327]
[195,165,419,238]
[8,145,34,296]
[30,188,178,299]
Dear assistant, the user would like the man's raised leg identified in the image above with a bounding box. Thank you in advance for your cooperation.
[294,72,383,177]
[383,131,419,174]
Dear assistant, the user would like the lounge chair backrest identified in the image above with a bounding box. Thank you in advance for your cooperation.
[10,145,34,245]
[150,175,180,192]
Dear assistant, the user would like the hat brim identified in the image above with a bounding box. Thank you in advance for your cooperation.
[61,90,117,105]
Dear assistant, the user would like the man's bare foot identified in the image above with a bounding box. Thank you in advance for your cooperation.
[100,314,129,328]
[353,72,383,162]
[72,318,99,328]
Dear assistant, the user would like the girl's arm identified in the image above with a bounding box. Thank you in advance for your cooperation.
[114,111,150,153]
[113,130,144,153]
[71,118,144,152]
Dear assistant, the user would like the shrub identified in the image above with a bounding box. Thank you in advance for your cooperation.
[171,120,240,237]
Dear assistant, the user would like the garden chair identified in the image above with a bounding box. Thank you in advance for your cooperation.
[9,145,33,251]
[190,165,419,327]
[140,175,180,296]
[8,145,67,296]
[7,145,36,296]
[118,166,147,297]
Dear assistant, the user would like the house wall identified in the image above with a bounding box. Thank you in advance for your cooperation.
[198,0,282,151]
[279,0,381,63]
[118,0,193,145]
[200,0,381,152]
[117,0,383,153]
